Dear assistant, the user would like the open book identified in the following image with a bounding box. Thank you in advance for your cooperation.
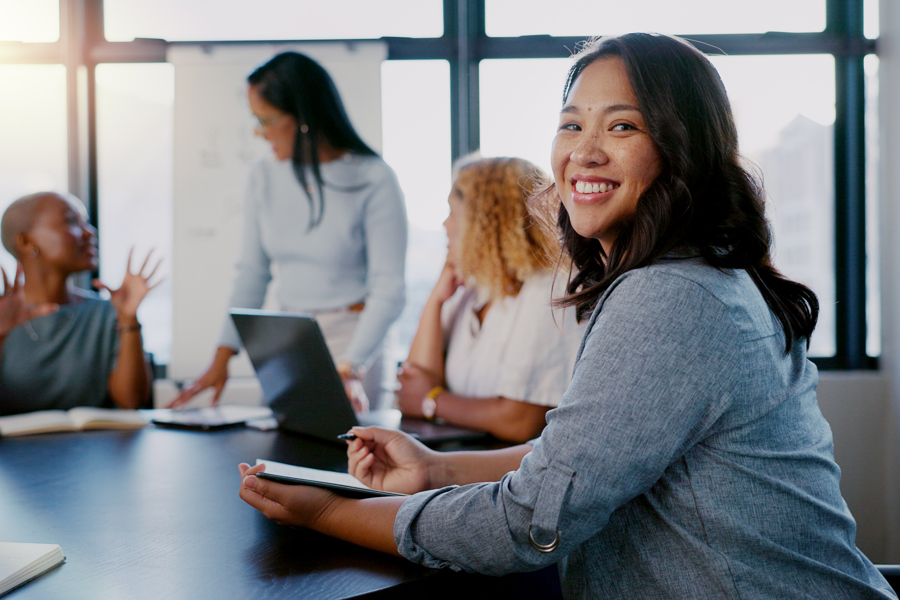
[255,459,407,498]
[0,542,65,596]
[0,408,148,437]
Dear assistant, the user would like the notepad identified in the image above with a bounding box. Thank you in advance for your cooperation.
[255,459,407,498]
[0,408,148,437]
[0,542,65,596]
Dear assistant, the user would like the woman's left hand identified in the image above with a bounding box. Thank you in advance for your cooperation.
[395,361,442,418]
[238,463,338,529]
[94,248,162,322]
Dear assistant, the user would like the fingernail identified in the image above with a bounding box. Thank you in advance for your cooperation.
[243,476,257,489]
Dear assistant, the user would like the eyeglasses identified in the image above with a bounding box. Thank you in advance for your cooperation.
[252,113,290,134]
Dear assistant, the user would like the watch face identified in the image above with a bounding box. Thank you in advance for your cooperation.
[422,397,437,419]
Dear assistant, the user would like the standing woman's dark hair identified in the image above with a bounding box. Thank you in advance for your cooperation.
[248,51,377,228]
[535,33,818,351]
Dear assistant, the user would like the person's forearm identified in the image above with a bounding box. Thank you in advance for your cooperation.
[314,496,406,557]
[433,392,551,443]
[214,345,238,365]
[430,445,532,487]
[405,296,447,379]
[107,321,150,409]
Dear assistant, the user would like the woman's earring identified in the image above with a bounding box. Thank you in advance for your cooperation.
[31,248,39,258]
[300,124,309,134]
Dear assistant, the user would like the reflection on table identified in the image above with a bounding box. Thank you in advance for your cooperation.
[0,426,561,599]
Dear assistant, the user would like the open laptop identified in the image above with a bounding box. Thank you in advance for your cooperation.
[230,308,488,445]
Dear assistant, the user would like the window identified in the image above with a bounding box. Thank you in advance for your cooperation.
[865,0,879,39]
[0,0,59,42]
[479,58,570,176]
[709,54,837,356]
[0,65,67,276]
[865,54,880,356]
[96,63,175,364]
[486,0,826,37]
[0,0,875,371]
[382,59,452,360]
[103,0,443,42]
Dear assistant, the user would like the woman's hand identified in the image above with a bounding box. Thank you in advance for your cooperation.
[169,346,235,408]
[336,362,370,413]
[395,361,442,418]
[0,265,58,339]
[430,260,463,305]
[93,248,162,324]
[238,463,339,529]
[346,426,436,494]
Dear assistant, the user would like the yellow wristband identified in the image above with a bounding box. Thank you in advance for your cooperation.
[422,386,445,421]
[425,385,445,401]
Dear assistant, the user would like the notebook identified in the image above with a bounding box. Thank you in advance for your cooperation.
[254,459,406,498]
[230,309,487,445]
[0,542,65,596]
[0,408,147,437]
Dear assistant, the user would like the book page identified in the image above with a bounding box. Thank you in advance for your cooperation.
[0,411,77,437]
[67,408,148,430]
[0,542,64,594]
[256,459,379,492]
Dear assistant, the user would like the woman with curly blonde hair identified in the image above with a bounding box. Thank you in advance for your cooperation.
[394,156,584,442]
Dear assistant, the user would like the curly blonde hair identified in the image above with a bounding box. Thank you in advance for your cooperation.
[454,157,559,300]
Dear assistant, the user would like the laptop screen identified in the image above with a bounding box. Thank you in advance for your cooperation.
[230,309,358,441]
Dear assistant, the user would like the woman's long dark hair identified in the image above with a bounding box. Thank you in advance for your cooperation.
[537,33,818,352]
[248,52,377,228]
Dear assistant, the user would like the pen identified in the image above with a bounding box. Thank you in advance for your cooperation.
[337,432,357,441]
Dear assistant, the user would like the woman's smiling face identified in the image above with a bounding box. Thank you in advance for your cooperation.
[551,56,661,253]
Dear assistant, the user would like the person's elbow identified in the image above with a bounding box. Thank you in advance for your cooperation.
[110,384,150,410]
[111,393,146,410]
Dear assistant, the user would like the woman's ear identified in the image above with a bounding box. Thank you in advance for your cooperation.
[14,233,35,261]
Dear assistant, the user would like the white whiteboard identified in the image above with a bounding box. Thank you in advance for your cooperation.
[169,42,387,380]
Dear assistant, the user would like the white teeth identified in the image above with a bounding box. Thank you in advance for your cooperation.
[575,180,619,194]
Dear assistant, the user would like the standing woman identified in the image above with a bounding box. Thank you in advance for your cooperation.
[237,34,894,599]
[0,192,157,414]
[174,52,407,408]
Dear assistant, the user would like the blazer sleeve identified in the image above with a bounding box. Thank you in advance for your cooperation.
[394,268,740,574]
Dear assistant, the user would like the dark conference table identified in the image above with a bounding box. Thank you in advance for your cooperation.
[0,425,562,599]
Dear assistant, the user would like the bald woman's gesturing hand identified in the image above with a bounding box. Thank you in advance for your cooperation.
[0,265,57,340]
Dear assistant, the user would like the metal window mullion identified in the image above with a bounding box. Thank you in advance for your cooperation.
[60,0,85,201]
[83,0,105,230]
[833,54,868,369]
[828,0,868,369]
[447,0,482,162]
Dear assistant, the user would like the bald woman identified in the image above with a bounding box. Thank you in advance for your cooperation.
[0,192,159,414]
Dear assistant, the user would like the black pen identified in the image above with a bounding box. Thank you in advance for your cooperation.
[337,432,357,441]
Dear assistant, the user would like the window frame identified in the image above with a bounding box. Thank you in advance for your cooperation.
[0,0,875,370]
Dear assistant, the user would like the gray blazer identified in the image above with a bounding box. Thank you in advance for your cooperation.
[394,257,895,599]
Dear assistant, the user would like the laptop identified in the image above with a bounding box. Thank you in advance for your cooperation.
[230,309,488,445]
